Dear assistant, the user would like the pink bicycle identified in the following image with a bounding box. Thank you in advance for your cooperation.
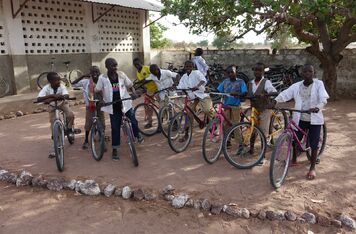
[269,108,327,188]
[202,92,234,164]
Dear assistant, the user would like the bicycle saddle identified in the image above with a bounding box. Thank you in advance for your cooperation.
[63,61,71,65]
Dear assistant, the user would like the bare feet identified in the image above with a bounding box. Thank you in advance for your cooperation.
[306,170,316,180]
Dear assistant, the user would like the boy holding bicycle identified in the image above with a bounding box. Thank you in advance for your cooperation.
[37,72,75,158]
[95,58,143,161]
[72,66,105,150]
[274,64,329,180]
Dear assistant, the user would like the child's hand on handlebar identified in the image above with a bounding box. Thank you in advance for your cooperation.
[309,107,320,113]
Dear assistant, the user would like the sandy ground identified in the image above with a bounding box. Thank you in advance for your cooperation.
[0,182,348,234]
[0,99,355,231]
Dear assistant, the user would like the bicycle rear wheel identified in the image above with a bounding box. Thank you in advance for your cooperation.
[37,72,50,89]
[202,117,223,164]
[158,104,175,138]
[168,112,192,153]
[223,122,266,169]
[123,121,138,167]
[68,69,83,83]
[53,121,65,172]
[269,132,293,189]
[90,120,105,161]
[134,103,159,136]
[268,109,288,145]
[306,123,327,161]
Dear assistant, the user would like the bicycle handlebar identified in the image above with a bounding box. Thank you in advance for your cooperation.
[273,108,312,114]
[34,97,76,104]
[103,97,133,106]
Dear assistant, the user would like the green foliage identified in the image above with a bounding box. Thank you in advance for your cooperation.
[197,40,209,47]
[212,35,238,49]
[150,22,172,49]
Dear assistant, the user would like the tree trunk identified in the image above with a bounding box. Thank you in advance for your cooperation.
[320,59,338,101]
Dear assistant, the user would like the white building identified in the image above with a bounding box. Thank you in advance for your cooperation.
[0,0,161,95]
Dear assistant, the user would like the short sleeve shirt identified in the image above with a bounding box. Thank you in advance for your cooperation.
[137,66,157,92]
[38,83,69,97]
[217,78,247,106]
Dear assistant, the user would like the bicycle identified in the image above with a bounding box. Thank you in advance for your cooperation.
[201,92,235,164]
[34,96,76,172]
[106,97,139,167]
[222,96,287,169]
[0,76,10,98]
[265,64,302,92]
[269,108,327,189]
[73,87,105,161]
[167,89,210,153]
[37,58,83,89]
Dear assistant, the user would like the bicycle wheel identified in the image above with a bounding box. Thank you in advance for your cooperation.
[0,78,10,98]
[68,69,83,83]
[268,109,288,145]
[37,72,50,89]
[223,122,266,169]
[53,121,65,172]
[134,103,159,136]
[269,132,293,189]
[158,104,175,138]
[90,120,105,161]
[306,123,327,161]
[202,117,223,164]
[123,121,139,167]
[168,112,192,153]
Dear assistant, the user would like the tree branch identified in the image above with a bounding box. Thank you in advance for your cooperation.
[316,18,331,53]
[229,22,274,42]
[333,17,356,53]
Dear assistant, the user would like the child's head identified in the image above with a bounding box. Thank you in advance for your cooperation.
[90,66,100,83]
[226,65,238,80]
[301,64,314,82]
[184,60,194,74]
[105,58,118,73]
[194,48,203,56]
[133,58,143,71]
[253,62,265,79]
[47,72,61,89]
[149,64,160,77]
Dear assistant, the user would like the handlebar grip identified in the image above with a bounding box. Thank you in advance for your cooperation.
[73,88,81,91]
[67,97,76,100]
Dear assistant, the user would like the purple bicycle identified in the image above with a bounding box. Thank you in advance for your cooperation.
[269,108,327,188]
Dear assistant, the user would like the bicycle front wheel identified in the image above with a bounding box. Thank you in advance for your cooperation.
[123,121,138,167]
[53,121,65,172]
[306,123,327,161]
[90,120,105,161]
[37,72,50,89]
[269,132,293,189]
[202,117,223,164]
[134,103,159,136]
[223,122,266,169]
[68,69,83,83]
[158,104,175,138]
[168,112,192,153]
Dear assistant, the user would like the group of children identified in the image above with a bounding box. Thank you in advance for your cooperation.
[37,48,329,180]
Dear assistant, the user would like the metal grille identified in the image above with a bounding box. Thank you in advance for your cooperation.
[97,5,142,53]
[0,0,8,55]
[21,0,87,54]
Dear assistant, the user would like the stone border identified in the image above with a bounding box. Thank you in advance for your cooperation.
[0,101,86,120]
[0,169,355,230]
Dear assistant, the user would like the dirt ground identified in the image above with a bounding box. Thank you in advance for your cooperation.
[0,182,347,234]
[0,99,355,233]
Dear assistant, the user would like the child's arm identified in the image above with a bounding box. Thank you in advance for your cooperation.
[192,72,207,91]
[71,74,90,85]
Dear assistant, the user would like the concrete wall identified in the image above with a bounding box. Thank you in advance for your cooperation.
[151,49,356,97]
[0,0,150,96]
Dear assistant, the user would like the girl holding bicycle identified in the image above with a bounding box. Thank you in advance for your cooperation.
[274,64,329,180]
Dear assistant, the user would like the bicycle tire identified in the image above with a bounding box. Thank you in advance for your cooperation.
[202,118,223,164]
[269,132,293,189]
[223,122,266,169]
[0,78,10,98]
[90,120,105,161]
[68,69,83,84]
[37,72,50,89]
[168,112,193,153]
[158,104,175,138]
[306,123,327,161]
[53,121,65,172]
[268,109,288,145]
[123,121,139,167]
[134,103,159,136]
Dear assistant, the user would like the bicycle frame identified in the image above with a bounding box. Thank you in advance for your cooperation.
[207,100,232,142]
[181,95,207,129]
[284,116,309,151]
[143,92,160,110]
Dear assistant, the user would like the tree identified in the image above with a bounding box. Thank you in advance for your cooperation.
[150,22,172,49]
[162,0,356,99]
[197,40,209,47]
[212,35,237,49]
